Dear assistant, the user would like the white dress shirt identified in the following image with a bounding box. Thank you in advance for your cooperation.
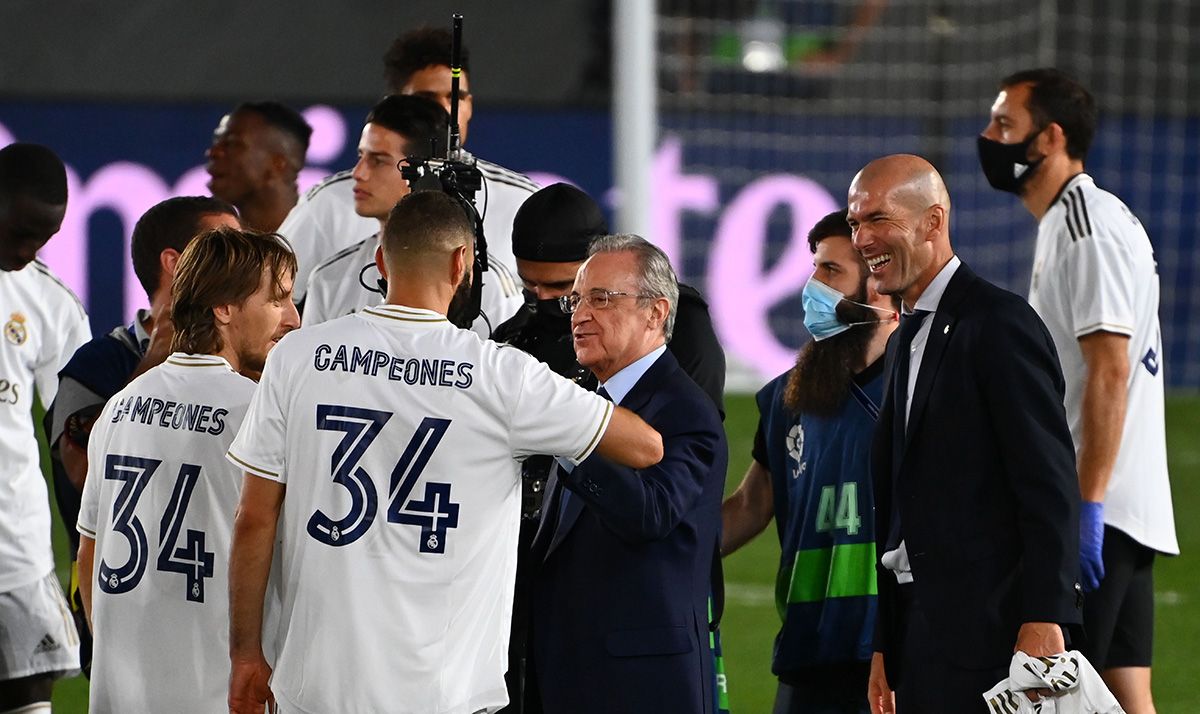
[882,255,962,583]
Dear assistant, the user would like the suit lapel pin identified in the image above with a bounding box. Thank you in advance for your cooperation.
[943,324,950,335]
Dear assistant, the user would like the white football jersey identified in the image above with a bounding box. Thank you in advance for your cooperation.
[304,232,524,338]
[279,158,538,302]
[78,354,256,713]
[227,305,612,714]
[0,259,90,592]
[1029,173,1177,554]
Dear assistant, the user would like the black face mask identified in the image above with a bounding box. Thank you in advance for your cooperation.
[522,289,571,323]
[977,130,1045,194]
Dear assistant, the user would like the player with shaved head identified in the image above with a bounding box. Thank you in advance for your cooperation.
[226,190,664,714]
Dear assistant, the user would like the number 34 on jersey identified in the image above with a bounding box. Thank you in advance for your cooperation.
[309,404,460,554]
[98,455,215,603]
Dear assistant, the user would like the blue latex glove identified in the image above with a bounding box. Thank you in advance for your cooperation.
[1080,501,1106,592]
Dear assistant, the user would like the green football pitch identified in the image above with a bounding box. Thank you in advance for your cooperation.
[43,394,1200,711]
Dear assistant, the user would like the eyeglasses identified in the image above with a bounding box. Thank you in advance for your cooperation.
[558,290,654,314]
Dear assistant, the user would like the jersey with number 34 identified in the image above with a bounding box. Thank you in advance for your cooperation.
[78,354,255,714]
[227,304,611,714]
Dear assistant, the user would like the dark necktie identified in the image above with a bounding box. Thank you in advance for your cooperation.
[893,310,930,438]
[886,309,929,550]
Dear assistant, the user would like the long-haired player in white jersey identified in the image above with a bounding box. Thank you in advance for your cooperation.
[77,227,300,713]
[226,191,663,714]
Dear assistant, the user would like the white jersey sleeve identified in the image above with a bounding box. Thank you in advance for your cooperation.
[33,262,91,403]
[475,159,538,277]
[301,240,369,327]
[281,159,534,306]
[1030,174,1177,555]
[1062,214,1137,338]
[502,346,613,464]
[278,172,377,303]
[226,339,294,482]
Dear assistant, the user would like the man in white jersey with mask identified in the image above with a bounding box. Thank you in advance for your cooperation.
[226,191,662,714]
[0,142,90,713]
[281,27,536,306]
[980,68,1177,713]
[77,228,299,713]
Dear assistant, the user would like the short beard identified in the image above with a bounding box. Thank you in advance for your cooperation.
[783,290,879,417]
[446,264,475,325]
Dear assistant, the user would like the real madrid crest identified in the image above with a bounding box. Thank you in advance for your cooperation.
[4,313,27,346]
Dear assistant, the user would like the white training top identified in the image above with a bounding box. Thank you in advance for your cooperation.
[226,305,612,714]
[303,232,523,338]
[279,158,538,302]
[78,354,256,713]
[0,259,90,592]
[1029,173,1178,554]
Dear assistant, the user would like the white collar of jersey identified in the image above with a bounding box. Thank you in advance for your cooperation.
[165,353,236,371]
[598,344,667,405]
[361,304,450,324]
[908,255,962,314]
[1046,172,1094,218]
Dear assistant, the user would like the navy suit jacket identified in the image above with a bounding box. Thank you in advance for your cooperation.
[532,349,727,714]
[873,262,1082,678]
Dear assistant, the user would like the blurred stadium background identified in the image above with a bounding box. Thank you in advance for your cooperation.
[3,0,1196,709]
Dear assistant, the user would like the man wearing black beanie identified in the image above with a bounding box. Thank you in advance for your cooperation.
[494,183,727,713]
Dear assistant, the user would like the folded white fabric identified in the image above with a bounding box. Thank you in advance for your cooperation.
[981,650,1125,714]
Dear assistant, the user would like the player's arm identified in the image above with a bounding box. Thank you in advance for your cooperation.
[1076,331,1130,501]
[565,402,722,544]
[1075,330,1130,591]
[721,459,774,556]
[58,406,101,492]
[228,473,284,714]
[77,535,95,632]
[593,405,663,469]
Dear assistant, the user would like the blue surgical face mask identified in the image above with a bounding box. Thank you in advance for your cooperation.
[801,275,897,341]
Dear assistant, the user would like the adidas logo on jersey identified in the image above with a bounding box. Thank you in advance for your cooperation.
[33,633,60,654]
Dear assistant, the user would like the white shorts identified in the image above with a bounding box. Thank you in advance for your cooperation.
[0,571,81,681]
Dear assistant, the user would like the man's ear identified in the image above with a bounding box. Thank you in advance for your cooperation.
[1039,122,1068,157]
[212,303,234,327]
[451,244,470,283]
[270,149,295,178]
[924,204,947,240]
[160,248,182,281]
[374,244,389,281]
[648,297,670,332]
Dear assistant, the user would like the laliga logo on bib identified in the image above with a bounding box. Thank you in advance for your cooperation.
[786,423,806,479]
[4,313,28,346]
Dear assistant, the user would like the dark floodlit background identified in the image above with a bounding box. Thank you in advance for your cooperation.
[3,1,1197,710]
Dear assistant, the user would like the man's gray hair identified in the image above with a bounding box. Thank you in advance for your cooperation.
[588,234,679,341]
